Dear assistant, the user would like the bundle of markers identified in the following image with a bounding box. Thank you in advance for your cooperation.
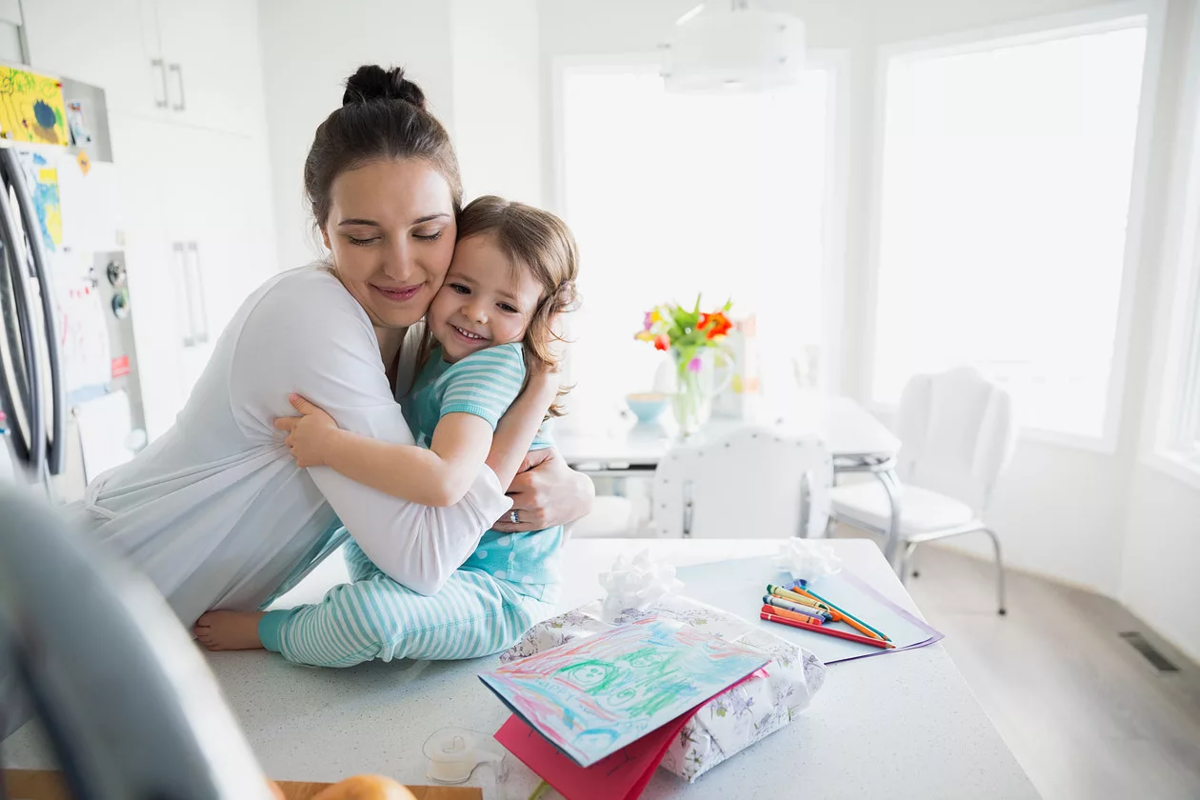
[760,582,895,650]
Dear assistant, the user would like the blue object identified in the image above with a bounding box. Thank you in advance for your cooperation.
[625,393,669,424]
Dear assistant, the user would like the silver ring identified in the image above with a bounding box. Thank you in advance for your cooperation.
[509,510,519,525]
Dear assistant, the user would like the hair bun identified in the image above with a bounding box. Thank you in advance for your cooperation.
[342,65,426,110]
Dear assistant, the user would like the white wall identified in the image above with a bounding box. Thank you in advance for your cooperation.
[256,0,455,272]
[451,0,543,205]
[1121,469,1200,662]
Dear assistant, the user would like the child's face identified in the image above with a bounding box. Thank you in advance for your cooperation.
[429,232,543,362]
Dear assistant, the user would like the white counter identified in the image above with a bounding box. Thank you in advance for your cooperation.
[4,539,1037,799]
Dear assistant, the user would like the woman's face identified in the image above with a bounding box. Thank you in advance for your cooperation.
[321,158,457,331]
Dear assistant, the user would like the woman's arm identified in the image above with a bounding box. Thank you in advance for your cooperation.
[279,343,544,506]
[278,395,494,507]
[230,270,511,595]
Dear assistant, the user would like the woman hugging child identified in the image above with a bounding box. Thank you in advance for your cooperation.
[194,195,579,667]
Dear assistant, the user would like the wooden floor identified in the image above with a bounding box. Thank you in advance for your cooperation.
[893,542,1200,800]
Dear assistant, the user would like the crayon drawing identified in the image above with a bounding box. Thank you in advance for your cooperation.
[480,617,767,767]
[18,152,62,252]
[0,66,68,145]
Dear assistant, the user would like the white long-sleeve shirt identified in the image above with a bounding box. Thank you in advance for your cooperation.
[78,266,512,626]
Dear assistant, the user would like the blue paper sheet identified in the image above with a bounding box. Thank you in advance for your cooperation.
[674,556,942,664]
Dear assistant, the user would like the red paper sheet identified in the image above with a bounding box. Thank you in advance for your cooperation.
[494,669,768,800]
[496,711,693,800]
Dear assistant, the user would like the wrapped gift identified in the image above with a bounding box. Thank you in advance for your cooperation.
[500,594,825,783]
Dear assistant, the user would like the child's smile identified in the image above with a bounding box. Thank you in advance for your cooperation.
[429,232,544,362]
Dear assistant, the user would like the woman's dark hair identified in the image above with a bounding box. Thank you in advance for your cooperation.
[304,65,462,228]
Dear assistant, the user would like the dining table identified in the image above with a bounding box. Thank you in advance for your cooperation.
[555,394,908,563]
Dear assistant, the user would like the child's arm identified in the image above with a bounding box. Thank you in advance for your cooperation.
[279,395,494,507]
[485,369,559,490]
[278,344,549,508]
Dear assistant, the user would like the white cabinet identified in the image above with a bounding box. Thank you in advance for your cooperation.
[110,115,276,438]
[21,0,165,117]
[23,0,267,136]
[154,0,264,134]
[25,0,278,440]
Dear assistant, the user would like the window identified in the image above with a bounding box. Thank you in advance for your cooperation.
[870,19,1149,441]
[557,61,835,416]
[1160,29,1200,470]
[1178,292,1200,459]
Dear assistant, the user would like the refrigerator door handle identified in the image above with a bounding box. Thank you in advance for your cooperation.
[151,59,169,109]
[3,148,66,476]
[185,242,208,345]
[173,242,195,348]
[0,239,32,467]
[0,173,43,476]
[168,63,186,112]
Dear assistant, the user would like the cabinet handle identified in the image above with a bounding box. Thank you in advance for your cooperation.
[168,63,186,112]
[186,242,209,344]
[151,59,168,109]
[173,242,194,347]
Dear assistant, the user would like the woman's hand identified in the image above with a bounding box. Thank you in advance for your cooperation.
[274,393,340,468]
[492,448,595,533]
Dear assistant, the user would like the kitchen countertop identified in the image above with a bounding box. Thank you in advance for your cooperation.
[4,539,1036,799]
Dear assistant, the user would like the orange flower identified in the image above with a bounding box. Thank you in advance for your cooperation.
[700,312,732,339]
[654,333,670,351]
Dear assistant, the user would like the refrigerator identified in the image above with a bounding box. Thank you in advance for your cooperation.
[0,64,145,500]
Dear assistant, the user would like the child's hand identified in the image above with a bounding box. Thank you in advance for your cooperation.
[274,393,339,468]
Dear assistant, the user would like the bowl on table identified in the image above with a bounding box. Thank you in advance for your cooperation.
[625,392,670,425]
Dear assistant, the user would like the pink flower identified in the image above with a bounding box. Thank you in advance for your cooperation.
[643,311,654,331]
[687,357,703,373]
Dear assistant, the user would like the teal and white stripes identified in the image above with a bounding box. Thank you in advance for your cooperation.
[438,344,527,429]
[258,541,552,668]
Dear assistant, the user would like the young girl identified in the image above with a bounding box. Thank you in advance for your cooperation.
[193,196,580,666]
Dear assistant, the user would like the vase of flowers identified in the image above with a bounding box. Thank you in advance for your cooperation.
[635,298,734,436]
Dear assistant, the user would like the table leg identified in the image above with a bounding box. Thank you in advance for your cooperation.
[876,467,903,567]
[798,471,811,537]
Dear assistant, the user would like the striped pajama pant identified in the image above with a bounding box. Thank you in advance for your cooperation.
[258,542,554,668]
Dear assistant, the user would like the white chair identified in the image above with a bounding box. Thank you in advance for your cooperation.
[830,367,1016,614]
[651,426,833,539]
[569,494,642,538]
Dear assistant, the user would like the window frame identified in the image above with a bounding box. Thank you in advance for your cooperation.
[1142,2,1200,489]
[863,0,1167,453]
[550,49,851,394]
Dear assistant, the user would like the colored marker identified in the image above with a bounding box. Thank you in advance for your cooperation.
[760,603,824,626]
[763,595,831,623]
[760,611,894,650]
[796,586,891,642]
[767,584,829,611]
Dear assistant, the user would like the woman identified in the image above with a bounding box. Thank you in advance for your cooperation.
[77,65,593,630]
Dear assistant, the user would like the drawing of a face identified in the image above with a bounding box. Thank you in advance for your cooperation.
[600,684,643,711]
[623,651,668,671]
[557,660,617,691]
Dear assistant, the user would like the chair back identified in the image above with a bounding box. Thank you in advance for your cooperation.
[894,367,1016,513]
[651,427,832,538]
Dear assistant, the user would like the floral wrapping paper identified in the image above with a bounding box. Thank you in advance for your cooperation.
[499,595,826,783]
